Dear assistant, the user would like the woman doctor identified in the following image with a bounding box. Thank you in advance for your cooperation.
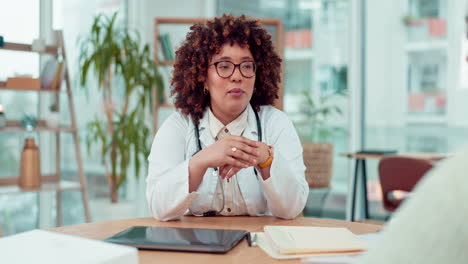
[146,14,308,221]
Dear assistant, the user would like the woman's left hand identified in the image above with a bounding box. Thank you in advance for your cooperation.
[219,142,271,179]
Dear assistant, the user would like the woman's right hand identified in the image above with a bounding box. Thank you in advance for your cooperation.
[189,135,260,192]
[192,135,260,171]
[188,135,260,192]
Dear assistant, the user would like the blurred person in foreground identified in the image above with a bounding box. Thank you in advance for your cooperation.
[356,147,468,264]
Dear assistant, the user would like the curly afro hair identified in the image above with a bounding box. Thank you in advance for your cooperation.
[170,14,282,124]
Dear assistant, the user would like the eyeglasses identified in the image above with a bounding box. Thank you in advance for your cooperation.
[210,61,256,78]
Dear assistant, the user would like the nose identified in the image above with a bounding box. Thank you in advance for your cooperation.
[230,65,243,82]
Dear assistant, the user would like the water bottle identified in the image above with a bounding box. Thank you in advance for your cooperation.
[19,138,41,188]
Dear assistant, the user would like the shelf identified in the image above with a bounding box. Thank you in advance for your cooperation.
[0,180,82,195]
[0,120,76,133]
[0,83,62,93]
[405,115,447,124]
[159,104,174,109]
[405,40,448,52]
[0,42,58,56]
[155,17,208,25]
[156,60,175,66]
[0,30,91,223]
[284,48,315,61]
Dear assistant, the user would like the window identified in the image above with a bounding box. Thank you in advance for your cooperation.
[217,0,351,219]
[364,0,467,220]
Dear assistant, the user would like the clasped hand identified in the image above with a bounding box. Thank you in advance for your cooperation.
[194,135,270,179]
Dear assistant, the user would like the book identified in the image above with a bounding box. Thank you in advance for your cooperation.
[40,59,65,90]
[0,229,138,264]
[302,233,381,263]
[263,226,369,255]
[158,35,170,60]
[159,34,174,61]
[50,60,65,90]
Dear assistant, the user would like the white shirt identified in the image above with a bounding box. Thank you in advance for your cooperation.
[146,105,308,221]
[208,107,248,140]
[208,107,249,216]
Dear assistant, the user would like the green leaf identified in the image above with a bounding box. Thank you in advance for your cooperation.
[78,11,163,193]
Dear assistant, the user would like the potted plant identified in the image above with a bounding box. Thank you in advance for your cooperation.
[299,88,347,216]
[79,12,164,203]
[47,102,60,128]
[300,89,346,143]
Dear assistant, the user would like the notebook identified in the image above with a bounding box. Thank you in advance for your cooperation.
[263,226,369,255]
[103,226,248,253]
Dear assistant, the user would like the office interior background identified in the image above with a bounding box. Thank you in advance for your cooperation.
[0,0,467,235]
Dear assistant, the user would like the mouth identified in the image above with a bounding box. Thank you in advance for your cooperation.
[228,88,245,97]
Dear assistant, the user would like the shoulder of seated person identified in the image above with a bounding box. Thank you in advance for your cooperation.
[167,111,190,123]
[259,105,290,125]
[159,111,191,131]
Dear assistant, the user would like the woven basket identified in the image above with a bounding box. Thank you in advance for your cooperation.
[302,142,334,189]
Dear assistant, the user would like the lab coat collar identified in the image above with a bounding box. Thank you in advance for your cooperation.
[245,104,260,141]
[197,104,260,147]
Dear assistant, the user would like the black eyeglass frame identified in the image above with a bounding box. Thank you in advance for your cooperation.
[209,61,257,78]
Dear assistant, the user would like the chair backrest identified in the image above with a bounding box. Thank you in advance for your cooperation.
[378,156,434,212]
[302,142,333,189]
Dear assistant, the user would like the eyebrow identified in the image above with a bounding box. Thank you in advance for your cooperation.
[215,56,253,61]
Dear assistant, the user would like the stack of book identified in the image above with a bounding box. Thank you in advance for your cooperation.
[255,225,370,260]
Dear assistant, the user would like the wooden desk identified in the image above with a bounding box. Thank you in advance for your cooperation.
[51,216,381,264]
[341,152,448,221]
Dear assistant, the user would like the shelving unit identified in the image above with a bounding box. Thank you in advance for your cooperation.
[0,82,66,92]
[0,30,91,225]
[404,40,448,52]
[153,17,283,131]
[0,180,82,195]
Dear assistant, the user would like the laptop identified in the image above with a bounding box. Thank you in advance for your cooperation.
[103,226,249,253]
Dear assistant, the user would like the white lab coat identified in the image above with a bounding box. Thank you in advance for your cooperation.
[146,105,308,221]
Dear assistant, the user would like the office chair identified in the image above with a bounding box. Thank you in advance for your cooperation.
[378,156,434,212]
[302,142,333,217]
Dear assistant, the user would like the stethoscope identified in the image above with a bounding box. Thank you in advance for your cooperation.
[190,109,262,216]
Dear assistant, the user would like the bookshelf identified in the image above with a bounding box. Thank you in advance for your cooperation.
[0,30,91,225]
[153,17,284,131]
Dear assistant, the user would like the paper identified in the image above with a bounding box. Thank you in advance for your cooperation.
[254,232,380,260]
[302,233,381,263]
[254,232,359,260]
[264,226,369,255]
[0,229,138,264]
